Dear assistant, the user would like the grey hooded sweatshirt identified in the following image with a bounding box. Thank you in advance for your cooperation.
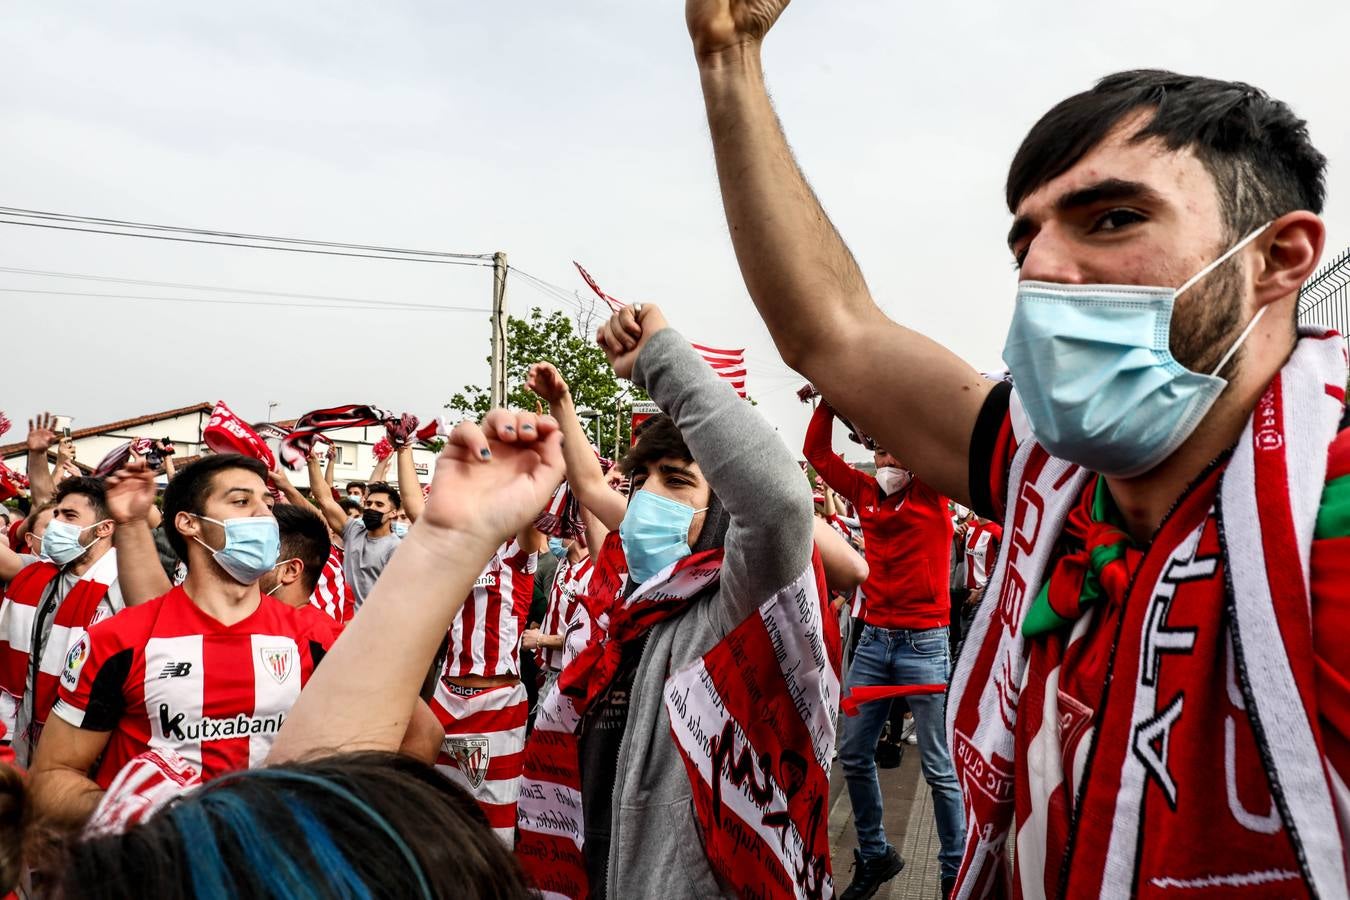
[586,328,815,899]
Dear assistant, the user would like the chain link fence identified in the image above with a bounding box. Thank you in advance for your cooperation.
[1298,245,1350,334]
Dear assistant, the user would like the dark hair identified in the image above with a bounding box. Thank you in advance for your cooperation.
[347,481,366,493]
[366,482,401,510]
[0,765,22,894]
[58,752,532,900]
[52,477,109,524]
[1007,69,1327,238]
[619,414,693,478]
[273,505,332,595]
[339,498,362,516]
[162,454,268,562]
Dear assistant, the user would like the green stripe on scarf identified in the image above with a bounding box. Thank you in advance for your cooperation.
[1023,477,1130,638]
[1316,474,1350,539]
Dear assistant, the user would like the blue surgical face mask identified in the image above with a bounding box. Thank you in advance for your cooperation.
[619,489,707,585]
[547,537,568,560]
[392,520,409,538]
[1002,222,1271,478]
[41,519,108,567]
[192,514,281,585]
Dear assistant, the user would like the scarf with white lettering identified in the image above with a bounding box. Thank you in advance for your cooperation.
[517,533,842,899]
[947,331,1349,899]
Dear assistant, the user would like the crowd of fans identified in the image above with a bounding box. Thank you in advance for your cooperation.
[1,1,1347,898]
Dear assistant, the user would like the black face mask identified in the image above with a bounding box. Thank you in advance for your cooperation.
[362,508,386,531]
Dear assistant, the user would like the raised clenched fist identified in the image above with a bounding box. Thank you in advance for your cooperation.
[686,0,790,58]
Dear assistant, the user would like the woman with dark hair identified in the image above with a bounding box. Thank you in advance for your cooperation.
[57,751,532,900]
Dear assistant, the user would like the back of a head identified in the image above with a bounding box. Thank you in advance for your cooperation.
[1007,69,1327,238]
[272,504,332,595]
[0,765,22,896]
[59,751,532,900]
[161,454,268,563]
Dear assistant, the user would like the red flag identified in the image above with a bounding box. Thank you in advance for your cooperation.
[691,344,748,398]
[204,401,277,469]
[574,261,628,313]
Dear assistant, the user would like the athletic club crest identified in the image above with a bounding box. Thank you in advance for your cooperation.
[445,737,490,789]
[259,647,294,685]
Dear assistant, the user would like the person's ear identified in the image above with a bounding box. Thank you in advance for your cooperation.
[280,558,304,587]
[1253,211,1324,309]
[175,511,203,545]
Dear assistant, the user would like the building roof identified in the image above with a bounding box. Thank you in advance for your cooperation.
[0,402,214,457]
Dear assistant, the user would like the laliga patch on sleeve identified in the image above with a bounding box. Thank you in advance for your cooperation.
[62,635,90,690]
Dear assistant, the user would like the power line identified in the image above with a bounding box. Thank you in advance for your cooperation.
[0,218,495,267]
[0,286,485,314]
[0,265,460,311]
[0,206,492,260]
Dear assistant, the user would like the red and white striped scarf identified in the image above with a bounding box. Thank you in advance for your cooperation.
[0,551,121,758]
[948,332,1349,899]
[517,533,841,899]
[84,748,202,836]
[309,548,353,624]
[279,404,398,470]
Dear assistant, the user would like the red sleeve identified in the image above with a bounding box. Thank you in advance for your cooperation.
[968,381,1018,522]
[54,619,130,732]
[803,403,870,506]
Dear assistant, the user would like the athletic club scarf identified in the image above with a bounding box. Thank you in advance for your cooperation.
[517,533,842,899]
[85,748,202,836]
[279,404,396,470]
[202,401,276,470]
[947,331,1349,899]
[0,462,26,501]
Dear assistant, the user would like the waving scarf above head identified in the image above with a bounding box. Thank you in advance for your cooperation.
[278,404,396,470]
[202,401,276,470]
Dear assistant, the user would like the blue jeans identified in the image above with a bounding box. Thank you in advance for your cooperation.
[839,624,965,880]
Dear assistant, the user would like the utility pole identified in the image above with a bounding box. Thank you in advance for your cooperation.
[490,251,509,409]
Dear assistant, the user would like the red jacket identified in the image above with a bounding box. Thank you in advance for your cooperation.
[805,404,952,629]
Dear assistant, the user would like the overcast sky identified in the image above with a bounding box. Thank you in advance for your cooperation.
[4,0,1347,464]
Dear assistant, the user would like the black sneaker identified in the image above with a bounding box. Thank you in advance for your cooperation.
[941,875,957,899]
[840,846,905,900]
[876,739,902,769]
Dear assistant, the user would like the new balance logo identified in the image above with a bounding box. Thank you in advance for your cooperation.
[158,662,193,679]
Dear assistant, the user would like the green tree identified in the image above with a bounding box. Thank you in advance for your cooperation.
[447,306,649,458]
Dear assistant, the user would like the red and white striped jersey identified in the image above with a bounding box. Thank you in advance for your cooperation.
[309,547,354,624]
[444,540,537,679]
[54,586,338,788]
[963,520,1003,591]
[541,555,594,671]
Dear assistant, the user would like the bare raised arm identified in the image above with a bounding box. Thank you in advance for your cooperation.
[687,1,992,505]
[25,413,60,506]
[106,461,172,606]
[396,447,426,523]
[307,452,349,533]
[526,362,627,530]
[268,411,564,762]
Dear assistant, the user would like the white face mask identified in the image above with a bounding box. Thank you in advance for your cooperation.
[875,466,912,496]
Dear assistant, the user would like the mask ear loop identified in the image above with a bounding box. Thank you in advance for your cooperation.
[1208,306,1270,378]
[1175,221,1273,297]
